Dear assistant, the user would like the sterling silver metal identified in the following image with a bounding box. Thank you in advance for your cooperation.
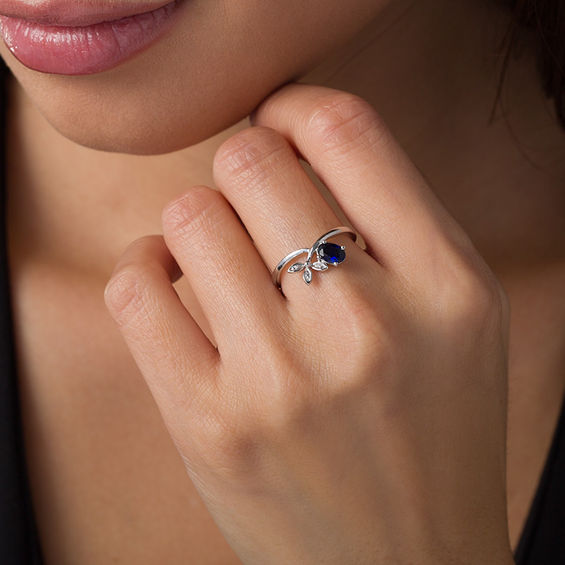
[272,226,358,291]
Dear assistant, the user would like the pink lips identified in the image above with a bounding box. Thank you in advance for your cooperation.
[0,0,183,75]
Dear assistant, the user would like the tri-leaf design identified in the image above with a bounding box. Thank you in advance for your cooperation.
[287,258,329,284]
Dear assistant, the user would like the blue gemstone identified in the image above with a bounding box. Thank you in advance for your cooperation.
[318,242,346,264]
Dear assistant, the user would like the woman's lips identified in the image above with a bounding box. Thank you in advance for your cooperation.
[0,0,183,75]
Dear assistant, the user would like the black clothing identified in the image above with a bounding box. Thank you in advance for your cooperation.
[514,392,565,563]
[0,62,563,564]
[0,62,44,564]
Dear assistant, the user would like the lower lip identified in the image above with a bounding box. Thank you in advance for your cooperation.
[0,1,182,75]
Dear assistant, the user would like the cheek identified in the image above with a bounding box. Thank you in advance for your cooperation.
[0,0,389,155]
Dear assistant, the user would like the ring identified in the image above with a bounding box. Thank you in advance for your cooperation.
[272,226,358,291]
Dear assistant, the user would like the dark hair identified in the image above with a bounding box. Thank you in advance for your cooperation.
[495,0,565,129]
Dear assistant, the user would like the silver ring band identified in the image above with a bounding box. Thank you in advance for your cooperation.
[272,226,358,290]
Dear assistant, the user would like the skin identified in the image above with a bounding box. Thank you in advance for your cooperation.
[2,0,565,562]
[0,0,386,155]
[107,85,516,564]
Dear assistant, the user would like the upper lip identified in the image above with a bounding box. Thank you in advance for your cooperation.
[0,0,176,26]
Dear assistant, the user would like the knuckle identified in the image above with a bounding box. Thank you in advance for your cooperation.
[307,93,387,156]
[194,409,267,488]
[213,126,290,188]
[220,346,315,443]
[104,263,159,327]
[340,320,395,395]
[264,328,393,431]
[340,295,382,350]
[319,285,396,393]
[440,259,506,329]
[329,280,385,350]
[469,281,502,322]
[161,186,225,242]
[262,375,314,432]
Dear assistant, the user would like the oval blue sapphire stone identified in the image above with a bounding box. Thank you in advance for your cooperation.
[318,242,346,264]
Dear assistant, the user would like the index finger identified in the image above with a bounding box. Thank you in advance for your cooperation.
[250,83,476,280]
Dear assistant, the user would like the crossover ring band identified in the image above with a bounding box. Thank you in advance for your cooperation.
[271,226,358,291]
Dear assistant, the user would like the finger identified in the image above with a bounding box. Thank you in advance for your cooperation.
[161,185,286,355]
[212,126,381,299]
[250,83,476,281]
[104,234,219,417]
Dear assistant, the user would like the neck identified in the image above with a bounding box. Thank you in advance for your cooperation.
[299,0,565,273]
[7,0,565,282]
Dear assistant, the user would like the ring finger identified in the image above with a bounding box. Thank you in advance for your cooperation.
[212,126,382,303]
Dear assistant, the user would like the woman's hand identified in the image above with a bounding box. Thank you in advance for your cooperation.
[104,83,514,565]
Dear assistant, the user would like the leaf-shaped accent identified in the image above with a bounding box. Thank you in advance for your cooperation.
[311,261,328,271]
[303,267,312,284]
[288,262,305,273]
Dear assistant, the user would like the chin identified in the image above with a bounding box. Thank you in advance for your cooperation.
[0,0,387,154]
[34,85,258,156]
[3,57,277,156]
[0,21,294,155]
